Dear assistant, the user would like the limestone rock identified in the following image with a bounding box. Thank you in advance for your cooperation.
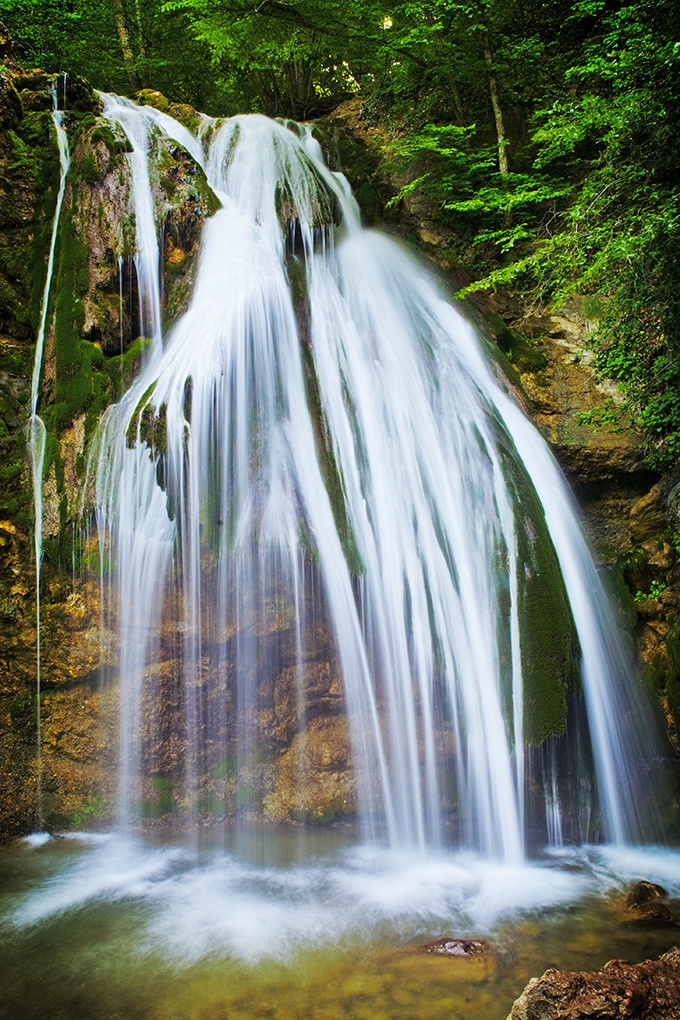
[263,716,356,823]
[630,483,669,543]
[506,947,680,1020]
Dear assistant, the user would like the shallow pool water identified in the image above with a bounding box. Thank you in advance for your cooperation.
[3,827,680,1020]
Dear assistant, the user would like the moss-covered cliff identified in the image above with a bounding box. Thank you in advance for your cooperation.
[0,28,221,838]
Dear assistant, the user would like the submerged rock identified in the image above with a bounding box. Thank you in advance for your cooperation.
[414,937,492,958]
[506,947,680,1019]
[623,881,680,927]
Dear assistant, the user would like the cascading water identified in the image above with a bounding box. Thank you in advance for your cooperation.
[27,83,71,826]
[90,99,661,860]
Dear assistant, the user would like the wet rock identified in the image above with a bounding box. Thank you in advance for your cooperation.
[630,483,669,543]
[667,484,680,534]
[625,881,669,909]
[0,70,22,129]
[136,88,200,131]
[506,947,680,1019]
[414,937,492,958]
[263,716,356,823]
[623,881,680,926]
[63,74,102,115]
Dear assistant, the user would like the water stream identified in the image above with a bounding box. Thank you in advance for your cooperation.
[27,84,71,826]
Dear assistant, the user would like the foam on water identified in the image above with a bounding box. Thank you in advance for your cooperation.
[8,836,609,963]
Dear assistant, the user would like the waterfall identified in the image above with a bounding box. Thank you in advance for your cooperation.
[91,101,659,858]
[28,84,70,826]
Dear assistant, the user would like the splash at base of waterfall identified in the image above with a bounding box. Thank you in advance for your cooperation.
[3,829,680,1020]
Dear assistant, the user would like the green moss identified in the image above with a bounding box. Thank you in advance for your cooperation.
[235,783,262,810]
[68,796,106,829]
[136,89,172,114]
[134,777,176,818]
[42,206,112,438]
[74,152,99,184]
[496,440,580,746]
[9,692,37,737]
[139,401,168,454]
[74,111,96,133]
[0,112,60,336]
[105,336,152,398]
[126,381,157,447]
[0,351,31,531]
[211,757,238,780]
[90,123,130,156]
[666,617,680,741]
[292,264,363,575]
[487,311,547,372]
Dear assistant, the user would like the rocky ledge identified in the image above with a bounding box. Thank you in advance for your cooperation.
[507,946,680,1020]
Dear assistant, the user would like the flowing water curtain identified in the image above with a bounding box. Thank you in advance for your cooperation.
[90,100,660,855]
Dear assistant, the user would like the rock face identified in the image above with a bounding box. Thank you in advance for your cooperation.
[507,947,680,1020]
[0,33,220,838]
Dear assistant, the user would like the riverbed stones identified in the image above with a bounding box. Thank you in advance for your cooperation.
[506,947,680,1020]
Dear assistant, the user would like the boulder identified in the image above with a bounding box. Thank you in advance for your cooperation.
[623,881,680,927]
[506,947,680,1019]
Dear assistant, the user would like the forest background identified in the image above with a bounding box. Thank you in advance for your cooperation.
[2,0,679,467]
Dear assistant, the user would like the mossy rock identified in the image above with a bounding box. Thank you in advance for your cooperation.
[0,70,22,129]
[496,438,581,746]
[62,74,101,115]
[311,117,386,226]
[487,311,547,372]
[136,88,202,133]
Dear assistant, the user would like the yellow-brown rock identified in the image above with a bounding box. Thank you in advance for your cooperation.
[264,716,356,823]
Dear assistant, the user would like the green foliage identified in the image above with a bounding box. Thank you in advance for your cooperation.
[69,796,106,828]
[0,0,227,113]
[634,580,667,604]
[382,0,680,469]
[161,0,378,116]
[573,401,625,434]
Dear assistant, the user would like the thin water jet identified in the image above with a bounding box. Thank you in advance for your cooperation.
[27,82,70,828]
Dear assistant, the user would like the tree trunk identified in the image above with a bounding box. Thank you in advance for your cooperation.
[448,76,467,127]
[112,0,140,91]
[479,28,508,176]
[133,0,147,60]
